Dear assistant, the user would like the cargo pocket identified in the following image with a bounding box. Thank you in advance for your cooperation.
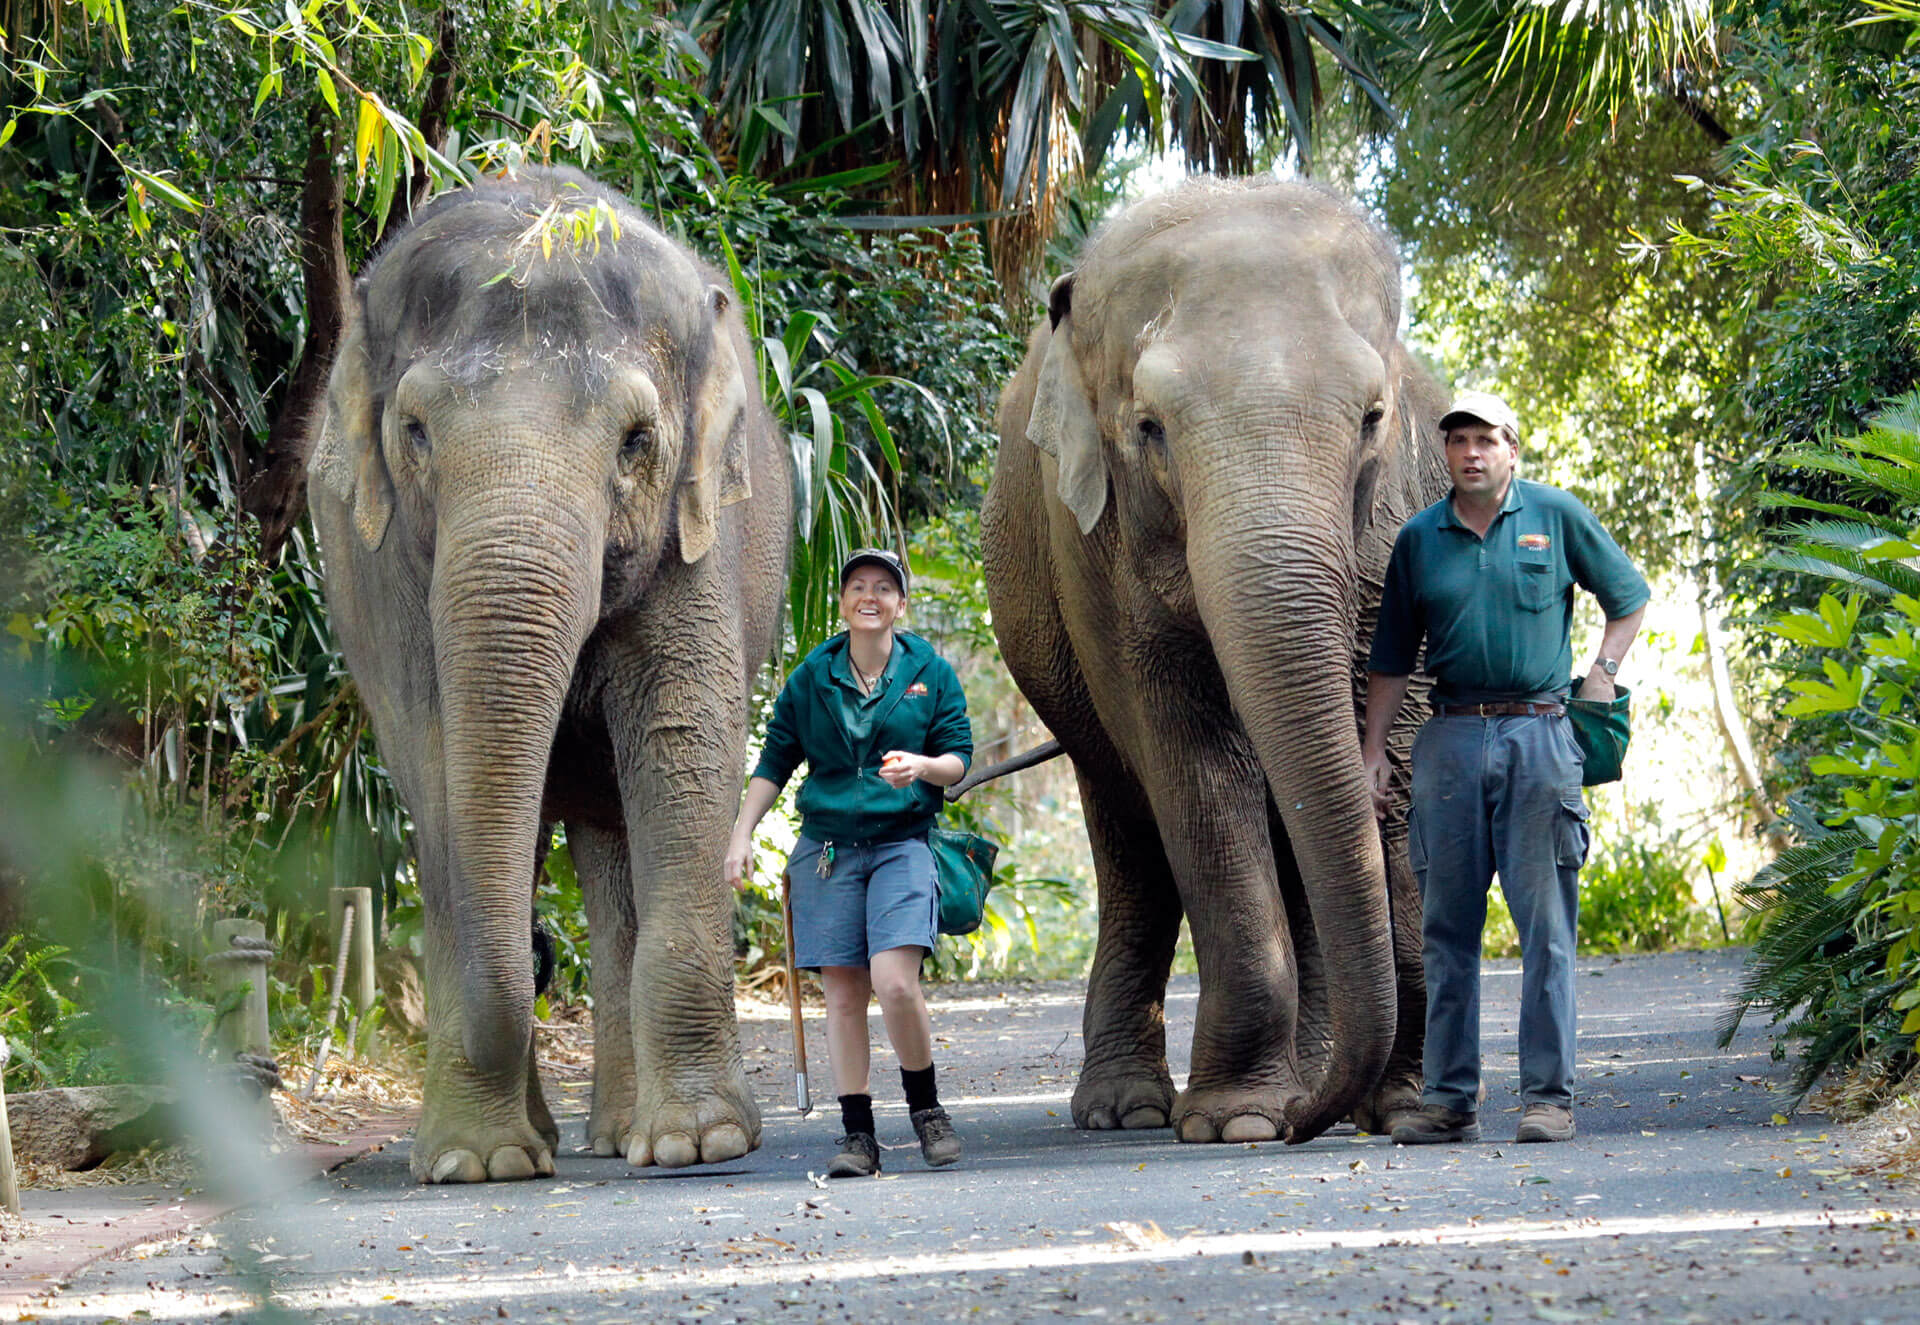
[1555,795,1591,869]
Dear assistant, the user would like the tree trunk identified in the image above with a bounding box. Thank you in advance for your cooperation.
[1699,572,1786,841]
[1693,440,1786,845]
[246,103,351,560]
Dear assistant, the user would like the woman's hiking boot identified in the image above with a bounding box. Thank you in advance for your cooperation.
[828,1131,881,1177]
[911,1107,962,1167]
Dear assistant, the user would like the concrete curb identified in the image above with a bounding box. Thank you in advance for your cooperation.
[0,1110,414,1317]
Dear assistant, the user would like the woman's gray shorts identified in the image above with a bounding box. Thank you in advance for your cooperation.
[786,834,937,970]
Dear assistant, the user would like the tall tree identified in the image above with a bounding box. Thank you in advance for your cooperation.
[679,1,1400,287]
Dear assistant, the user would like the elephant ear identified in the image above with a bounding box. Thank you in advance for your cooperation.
[1025,273,1108,536]
[306,319,394,551]
[677,285,755,565]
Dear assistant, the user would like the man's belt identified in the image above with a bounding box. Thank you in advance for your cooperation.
[1437,701,1566,717]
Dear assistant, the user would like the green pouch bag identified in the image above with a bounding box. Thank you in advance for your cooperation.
[1567,676,1632,787]
[928,826,999,937]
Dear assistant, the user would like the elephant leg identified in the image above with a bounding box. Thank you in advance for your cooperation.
[526,1030,559,1154]
[1073,760,1182,1131]
[1140,739,1304,1145]
[608,642,762,1169]
[412,833,555,1183]
[571,821,638,1157]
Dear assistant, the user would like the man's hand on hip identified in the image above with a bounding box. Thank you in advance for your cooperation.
[1581,664,1617,703]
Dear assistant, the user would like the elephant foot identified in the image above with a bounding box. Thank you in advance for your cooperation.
[1071,1064,1175,1131]
[427,1145,553,1184]
[412,1126,556,1184]
[626,1074,762,1169]
[527,1080,561,1155]
[587,1110,632,1158]
[1172,1084,1287,1144]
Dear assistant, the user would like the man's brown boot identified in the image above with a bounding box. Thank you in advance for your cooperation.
[1516,1103,1575,1143]
[1389,1104,1480,1145]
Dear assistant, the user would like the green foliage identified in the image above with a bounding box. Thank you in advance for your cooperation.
[535,835,592,1005]
[0,933,108,1091]
[1389,0,1720,166]
[1578,808,1715,954]
[1725,395,1920,1098]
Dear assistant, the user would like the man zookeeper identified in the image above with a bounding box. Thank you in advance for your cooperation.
[1361,390,1649,1146]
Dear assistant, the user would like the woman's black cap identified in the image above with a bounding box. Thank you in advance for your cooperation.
[839,547,908,595]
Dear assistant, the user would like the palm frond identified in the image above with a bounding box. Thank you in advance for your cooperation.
[1753,491,1908,533]
[1747,547,1920,599]
[1401,0,1720,160]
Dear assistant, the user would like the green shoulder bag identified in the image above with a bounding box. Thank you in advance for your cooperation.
[928,827,999,937]
[1567,676,1632,787]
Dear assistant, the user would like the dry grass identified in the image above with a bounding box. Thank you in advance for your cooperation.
[15,1039,428,1192]
[0,1206,36,1243]
[1813,1063,1920,1186]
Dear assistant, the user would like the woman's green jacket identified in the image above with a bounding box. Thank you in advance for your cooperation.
[751,630,973,845]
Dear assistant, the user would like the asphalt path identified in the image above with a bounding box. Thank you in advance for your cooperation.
[33,949,1920,1323]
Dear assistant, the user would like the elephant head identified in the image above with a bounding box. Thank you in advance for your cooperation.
[1021,178,1443,1140]
[307,169,762,1175]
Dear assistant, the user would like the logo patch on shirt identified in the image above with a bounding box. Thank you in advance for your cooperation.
[1517,533,1552,551]
[905,682,929,697]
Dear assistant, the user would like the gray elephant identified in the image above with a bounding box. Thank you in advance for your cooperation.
[307,168,790,1182]
[983,177,1447,1145]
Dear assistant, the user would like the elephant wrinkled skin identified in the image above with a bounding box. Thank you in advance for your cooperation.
[984,178,1446,1146]
[308,169,789,1182]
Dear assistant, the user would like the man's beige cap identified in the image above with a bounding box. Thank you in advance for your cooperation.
[1438,389,1521,441]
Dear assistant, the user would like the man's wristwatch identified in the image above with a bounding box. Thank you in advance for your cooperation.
[1596,657,1620,677]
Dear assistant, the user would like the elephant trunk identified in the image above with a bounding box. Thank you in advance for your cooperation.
[1188,475,1396,1142]
[431,496,604,1079]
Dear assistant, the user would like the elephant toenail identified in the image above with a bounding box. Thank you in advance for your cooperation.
[486,1146,537,1180]
[703,1124,750,1163]
[1221,1114,1278,1143]
[430,1150,487,1184]
[652,1132,699,1168]
[1178,1115,1220,1143]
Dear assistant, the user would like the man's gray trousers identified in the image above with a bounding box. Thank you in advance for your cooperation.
[1409,713,1591,1114]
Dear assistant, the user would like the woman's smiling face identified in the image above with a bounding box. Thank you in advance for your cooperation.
[840,568,906,633]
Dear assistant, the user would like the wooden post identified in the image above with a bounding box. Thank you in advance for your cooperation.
[0,1035,20,1215]
[327,887,377,1013]
[209,919,273,1057]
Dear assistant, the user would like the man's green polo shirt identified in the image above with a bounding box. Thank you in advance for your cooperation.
[1368,479,1649,705]
[751,630,974,844]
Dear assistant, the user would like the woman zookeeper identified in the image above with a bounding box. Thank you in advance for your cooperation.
[724,547,974,1176]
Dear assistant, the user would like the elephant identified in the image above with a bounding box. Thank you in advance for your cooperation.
[307,168,790,1182]
[982,177,1448,1146]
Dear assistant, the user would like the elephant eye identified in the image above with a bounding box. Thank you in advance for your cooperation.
[619,423,654,463]
[1362,401,1386,432]
[404,417,430,453]
[1137,417,1167,448]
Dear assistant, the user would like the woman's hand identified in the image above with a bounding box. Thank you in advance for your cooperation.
[723,834,754,891]
[878,750,924,788]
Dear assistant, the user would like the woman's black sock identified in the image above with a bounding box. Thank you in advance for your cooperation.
[839,1093,875,1137]
[901,1064,939,1113]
